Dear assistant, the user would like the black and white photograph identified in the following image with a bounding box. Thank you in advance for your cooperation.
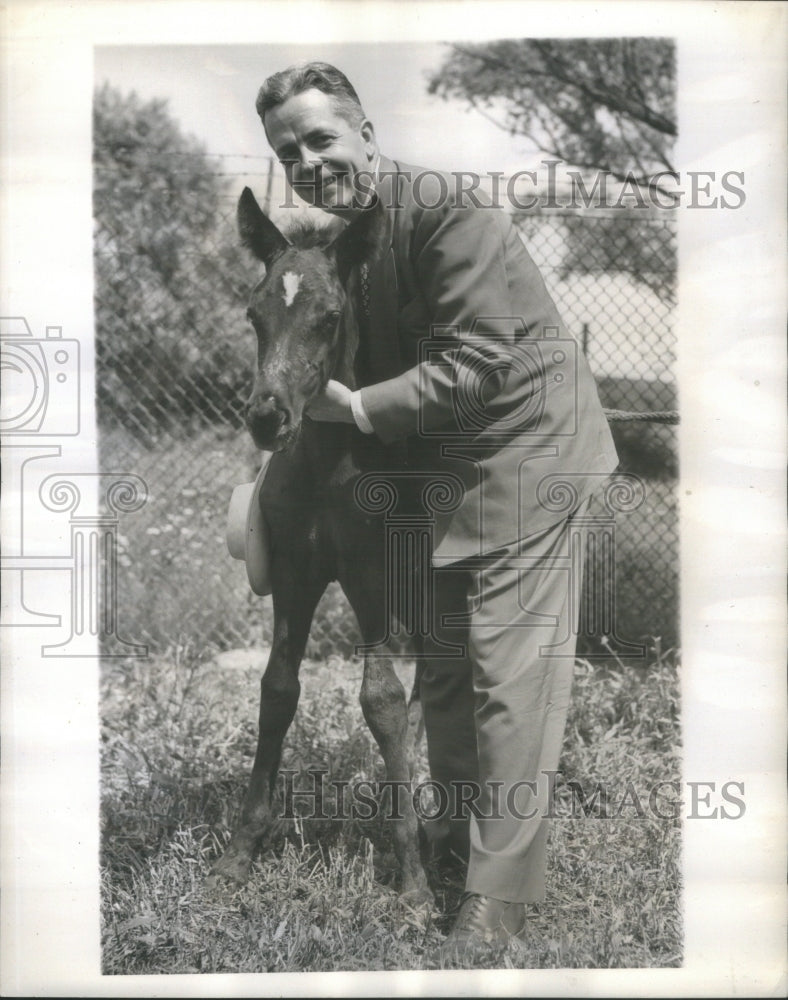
[1,1,785,995]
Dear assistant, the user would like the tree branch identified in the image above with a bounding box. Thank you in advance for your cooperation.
[529,40,676,136]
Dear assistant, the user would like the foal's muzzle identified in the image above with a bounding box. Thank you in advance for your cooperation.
[245,393,294,451]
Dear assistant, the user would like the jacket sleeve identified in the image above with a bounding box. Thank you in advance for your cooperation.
[357,202,525,444]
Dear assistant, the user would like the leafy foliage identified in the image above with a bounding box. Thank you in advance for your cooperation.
[428,38,676,182]
[93,84,257,440]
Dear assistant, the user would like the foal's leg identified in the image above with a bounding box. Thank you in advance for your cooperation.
[209,547,328,887]
[340,571,434,905]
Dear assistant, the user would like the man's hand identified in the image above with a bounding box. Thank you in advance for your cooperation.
[305,379,355,423]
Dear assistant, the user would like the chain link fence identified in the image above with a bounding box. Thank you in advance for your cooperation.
[96,152,678,661]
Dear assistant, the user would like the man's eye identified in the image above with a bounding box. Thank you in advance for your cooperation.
[308,134,336,151]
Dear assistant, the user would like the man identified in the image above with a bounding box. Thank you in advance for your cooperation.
[255,62,618,960]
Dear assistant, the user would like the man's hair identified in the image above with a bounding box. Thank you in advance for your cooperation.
[256,62,366,129]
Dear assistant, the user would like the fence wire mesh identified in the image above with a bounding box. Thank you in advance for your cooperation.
[96,155,678,660]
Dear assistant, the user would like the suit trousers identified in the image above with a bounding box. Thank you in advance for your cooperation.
[417,499,590,904]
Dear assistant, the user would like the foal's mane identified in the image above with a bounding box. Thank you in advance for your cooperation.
[283,216,344,250]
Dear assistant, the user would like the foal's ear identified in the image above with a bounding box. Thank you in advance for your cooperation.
[331,196,385,285]
[237,187,290,268]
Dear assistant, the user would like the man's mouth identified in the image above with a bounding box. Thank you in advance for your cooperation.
[295,173,338,193]
[292,172,353,212]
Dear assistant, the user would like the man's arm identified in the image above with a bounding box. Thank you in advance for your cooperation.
[357,202,544,444]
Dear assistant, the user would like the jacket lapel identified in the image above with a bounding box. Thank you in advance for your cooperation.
[338,157,404,385]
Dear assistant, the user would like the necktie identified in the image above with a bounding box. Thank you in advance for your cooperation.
[353,262,371,386]
[359,261,371,318]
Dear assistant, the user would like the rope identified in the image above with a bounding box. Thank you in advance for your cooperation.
[604,409,679,424]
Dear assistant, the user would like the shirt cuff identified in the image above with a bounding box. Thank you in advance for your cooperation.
[350,390,375,434]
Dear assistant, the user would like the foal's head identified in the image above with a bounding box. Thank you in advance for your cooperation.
[238,187,377,451]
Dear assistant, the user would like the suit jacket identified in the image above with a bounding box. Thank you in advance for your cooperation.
[345,155,618,565]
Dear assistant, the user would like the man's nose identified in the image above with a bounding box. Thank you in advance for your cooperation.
[294,147,322,173]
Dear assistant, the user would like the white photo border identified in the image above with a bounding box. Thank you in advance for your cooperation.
[1,1,785,996]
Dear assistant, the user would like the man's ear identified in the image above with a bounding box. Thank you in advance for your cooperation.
[331,195,385,285]
[360,119,377,159]
[237,187,290,268]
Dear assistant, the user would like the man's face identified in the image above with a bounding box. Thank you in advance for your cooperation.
[264,88,377,215]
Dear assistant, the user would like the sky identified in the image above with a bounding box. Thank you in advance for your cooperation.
[94,42,543,184]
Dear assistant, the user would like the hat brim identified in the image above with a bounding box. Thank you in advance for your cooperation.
[226,454,273,596]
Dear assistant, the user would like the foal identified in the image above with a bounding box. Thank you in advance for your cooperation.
[210,188,432,903]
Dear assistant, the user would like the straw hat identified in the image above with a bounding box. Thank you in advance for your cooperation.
[226,454,273,596]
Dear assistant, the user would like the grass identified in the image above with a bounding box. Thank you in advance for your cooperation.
[100,640,681,973]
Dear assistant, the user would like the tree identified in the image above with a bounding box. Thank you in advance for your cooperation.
[428,38,676,185]
[93,84,257,440]
[428,40,677,305]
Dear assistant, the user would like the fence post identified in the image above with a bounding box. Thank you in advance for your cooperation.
[263,157,275,216]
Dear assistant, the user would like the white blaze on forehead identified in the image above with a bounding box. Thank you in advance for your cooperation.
[281,271,302,308]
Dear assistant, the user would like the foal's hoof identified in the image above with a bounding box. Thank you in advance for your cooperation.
[206,851,252,892]
[400,883,436,909]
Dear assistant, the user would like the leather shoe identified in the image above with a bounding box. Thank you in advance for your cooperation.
[440,892,526,964]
